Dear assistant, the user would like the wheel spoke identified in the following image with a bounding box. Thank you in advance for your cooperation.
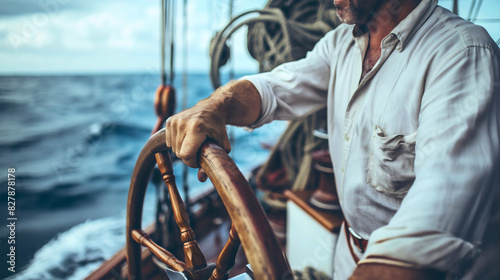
[155,152,208,270]
[209,224,241,280]
[131,229,190,274]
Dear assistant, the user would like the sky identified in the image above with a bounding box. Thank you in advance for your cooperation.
[0,0,268,74]
[0,0,498,75]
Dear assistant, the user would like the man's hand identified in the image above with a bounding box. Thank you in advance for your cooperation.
[164,80,261,168]
[165,97,231,168]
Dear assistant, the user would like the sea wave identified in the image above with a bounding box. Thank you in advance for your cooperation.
[9,209,153,280]
[0,74,284,278]
[8,217,125,280]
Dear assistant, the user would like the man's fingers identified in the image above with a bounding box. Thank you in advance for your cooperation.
[197,168,208,182]
[165,118,172,149]
[178,135,207,168]
[219,128,232,154]
[164,112,231,168]
[175,132,186,159]
[169,118,178,153]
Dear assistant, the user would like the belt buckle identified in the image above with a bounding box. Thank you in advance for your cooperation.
[348,227,365,253]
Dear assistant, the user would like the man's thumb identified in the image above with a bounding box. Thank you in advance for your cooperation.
[220,130,232,154]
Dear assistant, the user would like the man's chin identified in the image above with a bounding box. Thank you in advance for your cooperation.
[336,11,357,25]
[338,17,355,24]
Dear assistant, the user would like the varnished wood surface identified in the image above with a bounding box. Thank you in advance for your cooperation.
[210,224,241,280]
[86,190,249,280]
[152,84,176,135]
[199,141,292,280]
[127,130,166,280]
[284,190,344,233]
[126,129,291,280]
[155,152,207,270]
[131,229,190,274]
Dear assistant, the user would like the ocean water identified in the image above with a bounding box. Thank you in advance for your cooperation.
[0,73,286,280]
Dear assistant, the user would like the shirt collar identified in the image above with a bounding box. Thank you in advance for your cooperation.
[352,0,438,51]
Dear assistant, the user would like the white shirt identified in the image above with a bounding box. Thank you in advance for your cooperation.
[242,0,500,279]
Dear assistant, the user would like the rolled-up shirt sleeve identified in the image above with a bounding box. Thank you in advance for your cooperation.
[363,45,500,276]
[240,30,334,128]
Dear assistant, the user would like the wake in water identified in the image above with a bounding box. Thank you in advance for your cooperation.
[9,216,125,280]
[10,204,155,280]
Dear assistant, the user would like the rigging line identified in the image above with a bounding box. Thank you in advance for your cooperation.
[467,0,476,21]
[452,0,458,15]
[160,0,166,85]
[212,0,216,34]
[227,0,235,151]
[181,0,190,207]
[228,0,235,81]
[496,38,500,46]
[168,0,176,85]
[473,19,500,23]
[182,0,188,111]
[471,0,483,22]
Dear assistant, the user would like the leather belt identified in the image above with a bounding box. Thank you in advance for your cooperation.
[343,220,369,263]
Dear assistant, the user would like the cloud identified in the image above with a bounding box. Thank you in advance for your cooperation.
[0,0,266,74]
[0,1,161,73]
[0,0,83,17]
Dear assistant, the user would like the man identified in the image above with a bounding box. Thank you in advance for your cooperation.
[165,0,500,279]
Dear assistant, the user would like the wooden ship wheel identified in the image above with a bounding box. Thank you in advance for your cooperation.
[127,129,292,280]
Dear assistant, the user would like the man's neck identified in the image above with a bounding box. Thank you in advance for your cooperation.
[366,0,421,50]
[359,0,421,80]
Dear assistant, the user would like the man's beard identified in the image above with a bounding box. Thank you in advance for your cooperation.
[334,0,382,24]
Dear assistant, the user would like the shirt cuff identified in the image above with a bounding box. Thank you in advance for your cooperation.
[363,226,481,277]
[239,74,277,129]
[358,257,421,269]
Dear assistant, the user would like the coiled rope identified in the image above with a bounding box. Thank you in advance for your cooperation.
[209,0,339,89]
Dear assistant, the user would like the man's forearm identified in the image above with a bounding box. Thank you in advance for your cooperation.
[209,79,261,127]
[164,79,262,167]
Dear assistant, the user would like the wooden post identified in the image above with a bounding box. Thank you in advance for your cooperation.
[209,225,241,280]
[155,152,207,270]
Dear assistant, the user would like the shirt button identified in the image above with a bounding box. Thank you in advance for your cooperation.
[344,134,350,141]
[341,167,345,173]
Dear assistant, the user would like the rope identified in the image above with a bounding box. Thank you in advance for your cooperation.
[467,0,477,21]
[228,0,235,81]
[182,0,188,111]
[247,0,339,72]
[227,0,236,150]
[160,0,166,85]
[168,0,175,84]
[181,0,190,213]
[153,0,176,249]
[152,0,176,134]
[209,10,295,89]
[256,108,328,196]
[452,0,458,15]
[470,0,483,23]
[209,0,339,89]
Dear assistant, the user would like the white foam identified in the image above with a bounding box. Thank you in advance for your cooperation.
[10,216,125,280]
[10,187,157,280]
